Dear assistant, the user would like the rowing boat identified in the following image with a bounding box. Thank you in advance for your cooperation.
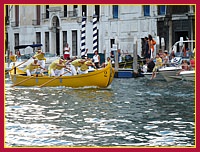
[10,62,115,88]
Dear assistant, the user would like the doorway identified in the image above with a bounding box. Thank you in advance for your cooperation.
[52,16,60,55]
[175,31,188,52]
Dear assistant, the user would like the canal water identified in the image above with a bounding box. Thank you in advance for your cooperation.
[5,77,195,147]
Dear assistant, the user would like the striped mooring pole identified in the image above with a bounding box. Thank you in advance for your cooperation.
[81,12,86,58]
[93,13,98,53]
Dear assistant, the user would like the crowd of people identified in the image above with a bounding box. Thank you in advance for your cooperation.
[142,33,197,80]
[143,45,195,80]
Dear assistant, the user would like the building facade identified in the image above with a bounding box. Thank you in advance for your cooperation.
[5,5,195,58]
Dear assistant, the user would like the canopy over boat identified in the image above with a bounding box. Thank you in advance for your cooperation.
[14,44,43,49]
[10,62,115,88]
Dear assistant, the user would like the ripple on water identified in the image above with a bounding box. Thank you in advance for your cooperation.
[5,78,195,147]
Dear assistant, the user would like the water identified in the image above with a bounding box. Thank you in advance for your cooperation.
[5,77,195,147]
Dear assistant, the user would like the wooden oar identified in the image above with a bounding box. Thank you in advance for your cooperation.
[11,75,34,87]
[38,69,71,88]
[6,59,30,74]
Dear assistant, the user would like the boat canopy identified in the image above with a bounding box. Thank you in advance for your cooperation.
[14,44,43,49]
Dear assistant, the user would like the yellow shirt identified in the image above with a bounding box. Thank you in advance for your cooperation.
[49,60,65,70]
[71,59,83,67]
[156,57,162,67]
[80,61,92,71]
[10,55,16,62]
[34,52,46,61]
[24,62,40,72]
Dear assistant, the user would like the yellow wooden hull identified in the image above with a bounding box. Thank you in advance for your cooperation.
[10,63,115,88]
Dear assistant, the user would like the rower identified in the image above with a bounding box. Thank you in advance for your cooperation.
[23,58,46,76]
[32,49,46,72]
[48,58,70,76]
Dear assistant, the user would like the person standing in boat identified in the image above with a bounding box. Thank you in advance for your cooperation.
[93,50,100,69]
[9,51,16,62]
[148,34,156,59]
[48,58,69,76]
[24,58,46,76]
[32,49,46,70]
[63,43,71,60]
[16,50,21,62]
[144,37,150,59]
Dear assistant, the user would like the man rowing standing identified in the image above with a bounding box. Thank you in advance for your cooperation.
[32,49,46,70]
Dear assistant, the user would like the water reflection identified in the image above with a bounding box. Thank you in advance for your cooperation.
[5,78,195,147]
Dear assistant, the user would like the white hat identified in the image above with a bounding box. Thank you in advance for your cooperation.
[34,57,38,61]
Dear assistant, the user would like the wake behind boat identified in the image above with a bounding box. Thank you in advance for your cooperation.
[10,62,115,88]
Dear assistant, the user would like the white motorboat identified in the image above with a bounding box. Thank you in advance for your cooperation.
[159,66,182,82]
[180,70,195,82]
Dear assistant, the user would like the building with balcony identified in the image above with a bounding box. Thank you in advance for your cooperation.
[5,5,195,58]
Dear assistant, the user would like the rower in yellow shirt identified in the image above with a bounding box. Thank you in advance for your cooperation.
[79,59,96,74]
[48,58,69,76]
[70,59,88,75]
[32,49,46,69]
[24,58,46,76]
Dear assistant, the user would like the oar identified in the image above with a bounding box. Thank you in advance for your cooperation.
[6,59,30,74]
[38,69,71,88]
[11,75,34,87]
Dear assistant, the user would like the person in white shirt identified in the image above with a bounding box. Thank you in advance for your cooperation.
[93,50,100,69]
[63,43,70,60]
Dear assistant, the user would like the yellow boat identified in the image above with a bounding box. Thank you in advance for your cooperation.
[10,62,115,88]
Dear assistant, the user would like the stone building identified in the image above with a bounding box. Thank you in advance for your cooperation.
[5,5,195,58]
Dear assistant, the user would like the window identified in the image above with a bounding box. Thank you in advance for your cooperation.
[5,33,8,51]
[82,5,87,17]
[14,33,19,52]
[171,5,189,14]
[45,32,49,52]
[158,5,166,15]
[63,31,67,49]
[110,39,115,48]
[72,30,77,56]
[73,5,78,16]
[144,5,150,16]
[5,5,9,25]
[64,5,67,17]
[36,5,40,25]
[46,5,49,18]
[95,5,100,21]
[36,32,41,44]
[15,5,19,26]
[113,5,118,18]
